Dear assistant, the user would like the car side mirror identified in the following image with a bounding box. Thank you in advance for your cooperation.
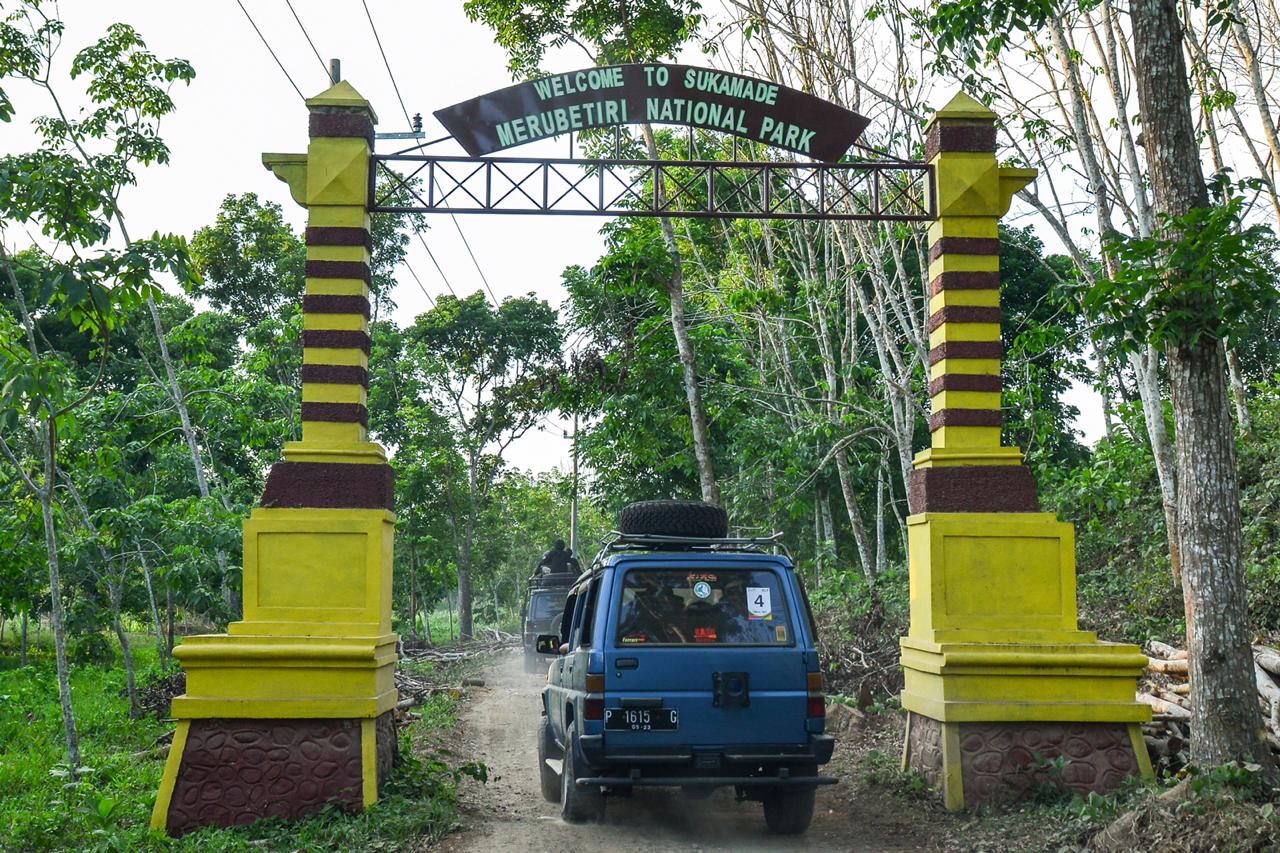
[536,634,560,654]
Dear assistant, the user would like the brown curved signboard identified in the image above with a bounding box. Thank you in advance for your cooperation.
[434,64,870,163]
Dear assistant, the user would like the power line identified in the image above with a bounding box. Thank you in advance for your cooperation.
[359,3,501,308]
[235,0,304,101]
[360,0,413,129]
[443,200,502,305]
[402,262,436,309]
[283,0,330,81]
[415,231,459,298]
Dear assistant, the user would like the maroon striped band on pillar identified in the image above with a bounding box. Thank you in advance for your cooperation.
[926,306,1002,333]
[925,122,997,160]
[907,466,1040,513]
[928,341,1002,365]
[305,227,373,251]
[301,402,369,427]
[930,271,1000,295]
[305,260,372,283]
[261,462,395,510]
[928,237,1002,262]
[929,409,1003,431]
[308,112,375,143]
[303,294,371,319]
[300,364,370,387]
[928,374,1002,397]
[301,330,372,355]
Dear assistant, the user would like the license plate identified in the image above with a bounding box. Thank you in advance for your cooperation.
[604,707,678,731]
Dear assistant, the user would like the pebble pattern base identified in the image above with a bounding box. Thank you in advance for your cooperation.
[166,718,363,836]
[903,714,1141,809]
[904,712,944,791]
[376,710,397,786]
[958,721,1139,807]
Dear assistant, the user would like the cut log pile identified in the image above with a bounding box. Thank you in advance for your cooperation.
[400,628,518,663]
[393,631,517,718]
[1139,640,1280,772]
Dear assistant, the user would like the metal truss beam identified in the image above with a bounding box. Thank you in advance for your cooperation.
[372,155,933,221]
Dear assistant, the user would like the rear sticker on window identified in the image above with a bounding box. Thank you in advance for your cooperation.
[746,587,772,620]
[692,581,712,599]
[694,627,717,643]
[776,625,788,642]
[622,634,648,644]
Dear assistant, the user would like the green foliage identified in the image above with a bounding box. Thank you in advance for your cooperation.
[0,637,481,850]
[1041,377,1280,644]
[1040,421,1183,642]
[1185,761,1275,804]
[463,0,702,76]
[190,193,305,326]
[1088,176,1280,351]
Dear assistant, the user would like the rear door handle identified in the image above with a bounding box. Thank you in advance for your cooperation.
[616,658,639,669]
[620,697,663,708]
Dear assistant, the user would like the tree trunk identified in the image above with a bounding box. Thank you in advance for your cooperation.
[166,583,175,657]
[408,540,421,644]
[1130,347,1182,585]
[38,423,80,768]
[820,487,837,562]
[20,610,28,667]
[813,488,823,586]
[142,295,235,614]
[1168,338,1271,767]
[111,600,139,719]
[459,456,477,640]
[640,124,720,505]
[138,550,169,669]
[1226,346,1251,434]
[1131,0,1273,769]
[833,451,876,582]
[875,451,888,576]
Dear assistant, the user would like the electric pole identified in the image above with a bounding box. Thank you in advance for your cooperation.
[568,414,579,556]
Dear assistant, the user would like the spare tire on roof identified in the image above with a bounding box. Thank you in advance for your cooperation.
[618,500,729,539]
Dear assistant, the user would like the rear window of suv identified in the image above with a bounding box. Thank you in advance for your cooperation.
[528,593,563,620]
[614,568,793,646]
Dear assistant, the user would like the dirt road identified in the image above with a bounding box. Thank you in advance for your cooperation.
[436,650,931,852]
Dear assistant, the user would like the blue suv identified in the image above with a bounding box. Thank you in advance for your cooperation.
[534,500,836,833]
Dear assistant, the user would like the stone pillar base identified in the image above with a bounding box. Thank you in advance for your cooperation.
[903,713,1149,809]
[154,712,396,836]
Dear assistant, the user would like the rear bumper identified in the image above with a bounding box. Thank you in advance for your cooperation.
[578,733,835,771]
[577,772,838,788]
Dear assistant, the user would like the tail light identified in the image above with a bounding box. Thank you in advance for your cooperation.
[585,673,605,720]
[807,671,826,719]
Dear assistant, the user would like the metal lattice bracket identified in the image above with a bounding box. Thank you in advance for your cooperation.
[373,155,934,221]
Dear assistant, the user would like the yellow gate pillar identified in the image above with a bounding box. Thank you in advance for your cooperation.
[152,81,399,835]
[901,93,1151,809]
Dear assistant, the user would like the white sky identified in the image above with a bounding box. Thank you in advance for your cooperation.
[1,1,1106,472]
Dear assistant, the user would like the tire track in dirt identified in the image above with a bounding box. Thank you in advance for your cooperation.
[436,650,925,852]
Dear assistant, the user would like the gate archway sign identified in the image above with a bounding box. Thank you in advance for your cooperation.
[434,63,869,161]
[151,75,1149,834]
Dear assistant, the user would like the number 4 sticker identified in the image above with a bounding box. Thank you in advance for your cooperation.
[746,587,772,620]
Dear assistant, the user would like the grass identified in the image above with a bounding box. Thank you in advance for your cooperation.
[0,633,485,852]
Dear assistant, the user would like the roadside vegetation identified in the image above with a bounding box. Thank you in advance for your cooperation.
[0,636,486,851]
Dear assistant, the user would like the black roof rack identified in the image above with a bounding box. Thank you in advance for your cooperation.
[526,569,579,591]
[588,530,789,569]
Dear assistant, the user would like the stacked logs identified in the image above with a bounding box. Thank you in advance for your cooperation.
[1138,640,1280,771]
